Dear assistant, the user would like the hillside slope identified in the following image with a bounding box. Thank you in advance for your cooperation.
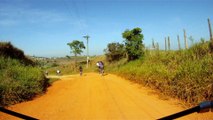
[107,41,213,105]
[0,42,48,106]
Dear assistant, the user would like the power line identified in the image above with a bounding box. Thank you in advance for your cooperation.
[62,0,88,35]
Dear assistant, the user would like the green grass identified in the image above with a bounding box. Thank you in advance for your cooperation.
[0,42,50,106]
[0,57,49,106]
[106,41,213,106]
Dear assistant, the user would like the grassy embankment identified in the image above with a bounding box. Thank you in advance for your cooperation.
[106,41,213,106]
[0,42,49,106]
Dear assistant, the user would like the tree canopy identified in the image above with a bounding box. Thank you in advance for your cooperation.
[67,40,85,57]
[122,27,144,61]
[104,42,125,62]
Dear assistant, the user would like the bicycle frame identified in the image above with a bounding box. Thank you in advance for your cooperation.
[158,101,213,120]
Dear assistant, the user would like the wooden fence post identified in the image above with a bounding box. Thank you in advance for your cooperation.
[152,39,155,49]
[177,35,181,50]
[165,37,167,51]
[183,29,188,49]
[208,18,213,41]
[168,36,170,50]
[156,42,159,50]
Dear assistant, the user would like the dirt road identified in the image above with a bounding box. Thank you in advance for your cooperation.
[0,73,212,120]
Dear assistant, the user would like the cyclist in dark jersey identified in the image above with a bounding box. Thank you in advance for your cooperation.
[79,66,83,76]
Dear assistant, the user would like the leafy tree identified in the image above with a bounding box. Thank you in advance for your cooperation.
[104,42,125,62]
[67,40,85,57]
[67,40,85,65]
[122,27,144,61]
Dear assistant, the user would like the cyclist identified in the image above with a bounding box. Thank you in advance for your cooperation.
[98,61,104,75]
[79,66,83,76]
[56,70,61,76]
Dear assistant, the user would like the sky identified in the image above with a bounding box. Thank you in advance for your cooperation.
[0,0,213,57]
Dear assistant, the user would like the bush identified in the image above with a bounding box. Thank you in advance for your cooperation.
[104,42,125,62]
[0,57,49,106]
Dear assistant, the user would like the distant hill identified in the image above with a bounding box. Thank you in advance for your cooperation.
[0,42,34,65]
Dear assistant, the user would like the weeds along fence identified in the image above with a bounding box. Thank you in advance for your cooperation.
[108,41,213,106]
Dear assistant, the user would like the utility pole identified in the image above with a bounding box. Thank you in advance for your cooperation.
[208,18,213,41]
[83,35,90,68]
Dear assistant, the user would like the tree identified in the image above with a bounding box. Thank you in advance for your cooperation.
[67,40,85,65]
[104,42,125,62]
[122,27,145,61]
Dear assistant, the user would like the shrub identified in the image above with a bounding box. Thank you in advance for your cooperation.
[104,42,125,62]
[0,42,49,106]
[0,57,49,106]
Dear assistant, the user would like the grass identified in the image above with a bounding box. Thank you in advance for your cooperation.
[0,42,49,106]
[106,41,213,106]
[0,57,49,106]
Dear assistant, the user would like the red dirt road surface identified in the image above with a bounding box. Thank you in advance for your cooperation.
[0,73,212,120]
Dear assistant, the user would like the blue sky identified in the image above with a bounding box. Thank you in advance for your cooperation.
[0,0,213,57]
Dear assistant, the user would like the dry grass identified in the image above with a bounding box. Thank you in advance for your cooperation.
[107,41,213,106]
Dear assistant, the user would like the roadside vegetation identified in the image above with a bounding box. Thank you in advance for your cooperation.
[105,39,213,106]
[0,42,49,106]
